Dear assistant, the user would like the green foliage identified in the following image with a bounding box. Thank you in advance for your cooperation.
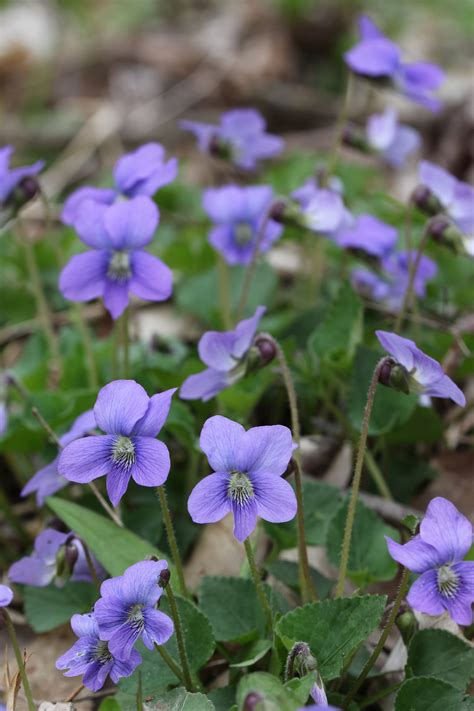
[326,497,399,586]
[276,595,387,680]
[266,559,333,599]
[406,630,474,690]
[395,677,470,710]
[236,671,315,711]
[23,581,98,632]
[152,688,216,710]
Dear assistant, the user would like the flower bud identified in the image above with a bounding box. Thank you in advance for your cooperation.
[378,359,410,395]
[64,541,80,573]
[282,457,297,480]
[253,335,277,367]
[396,607,418,645]
[243,692,264,710]
[342,124,370,153]
[158,567,170,589]
[285,641,317,681]
[411,184,443,216]
[426,215,467,256]
[8,176,41,212]
[208,135,233,162]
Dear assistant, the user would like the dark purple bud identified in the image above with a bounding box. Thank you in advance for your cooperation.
[427,215,466,255]
[268,198,287,224]
[18,176,40,203]
[64,541,79,573]
[342,124,370,153]
[285,641,317,681]
[378,359,410,395]
[243,692,264,711]
[209,135,233,162]
[411,184,443,216]
[253,334,277,367]
[158,567,170,589]
[378,357,396,387]
[282,457,297,480]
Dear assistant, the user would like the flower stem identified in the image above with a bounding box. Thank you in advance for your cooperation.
[243,537,274,634]
[217,254,233,329]
[3,609,36,711]
[72,304,99,389]
[364,449,392,501]
[335,357,389,598]
[236,206,272,323]
[272,337,318,603]
[325,72,353,181]
[64,682,85,703]
[166,583,194,691]
[154,642,186,685]
[344,567,410,706]
[122,307,130,378]
[16,220,62,384]
[157,485,189,597]
[394,226,429,334]
[30,406,123,527]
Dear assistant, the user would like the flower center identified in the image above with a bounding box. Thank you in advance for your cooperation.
[437,564,459,598]
[127,603,145,629]
[228,471,254,506]
[107,250,131,282]
[94,640,113,664]
[234,223,254,247]
[111,436,135,469]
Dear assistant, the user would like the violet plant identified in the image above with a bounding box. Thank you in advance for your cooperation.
[1,10,473,711]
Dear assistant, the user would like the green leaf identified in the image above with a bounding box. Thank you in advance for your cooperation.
[236,672,313,711]
[348,346,417,434]
[97,699,122,711]
[198,576,284,643]
[118,596,215,702]
[154,688,215,710]
[208,687,236,711]
[264,480,342,549]
[23,582,97,632]
[326,498,399,587]
[266,560,333,599]
[276,595,387,681]
[308,283,363,368]
[230,639,272,668]
[407,630,474,690]
[47,497,173,579]
[395,677,468,711]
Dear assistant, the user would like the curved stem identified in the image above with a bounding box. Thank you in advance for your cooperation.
[344,567,410,706]
[325,72,353,181]
[166,583,194,691]
[394,227,429,334]
[154,642,186,685]
[335,357,389,598]
[3,610,36,711]
[217,255,233,329]
[272,337,317,602]
[157,485,189,597]
[243,538,274,634]
[72,304,99,389]
[64,682,85,703]
[236,207,272,323]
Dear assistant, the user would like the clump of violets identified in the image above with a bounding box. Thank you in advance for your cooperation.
[94,560,173,660]
[0,145,44,209]
[351,251,437,312]
[344,16,444,111]
[0,584,13,607]
[62,142,178,226]
[58,380,175,506]
[188,416,297,541]
[335,215,397,258]
[366,108,420,168]
[277,176,352,237]
[56,612,141,691]
[8,529,104,587]
[376,331,466,406]
[202,185,282,265]
[181,108,284,170]
[414,161,474,236]
[21,409,96,506]
[386,497,474,625]
[59,196,172,319]
[180,306,269,401]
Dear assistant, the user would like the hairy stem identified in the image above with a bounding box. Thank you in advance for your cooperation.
[217,254,233,329]
[72,304,99,389]
[335,357,389,598]
[166,583,194,691]
[243,537,274,634]
[344,567,410,706]
[3,609,36,711]
[272,337,317,602]
[157,486,189,597]
[394,227,429,334]
[154,642,186,685]
[236,207,272,323]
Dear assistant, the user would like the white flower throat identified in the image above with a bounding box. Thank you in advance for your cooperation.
[437,564,459,598]
[112,436,136,469]
[108,250,132,282]
[228,471,254,505]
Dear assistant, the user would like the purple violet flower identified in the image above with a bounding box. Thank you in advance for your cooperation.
[376,331,466,406]
[366,108,420,168]
[94,560,173,660]
[181,108,284,170]
[0,145,44,206]
[202,185,282,265]
[56,612,141,691]
[180,306,266,402]
[386,497,474,625]
[8,529,103,587]
[21,409,96,506]
[61,143,178,226]
[0,401,7,437]
[351,250,437,311]
[291,176,354,235]
[0,584,13,607]
[419,161,474,235]
[59,196,172,320]
[335,215,397,258]
[299,707,340,711]
[58,380,175,506]
[344,16,444,112]
[188,415,297,542]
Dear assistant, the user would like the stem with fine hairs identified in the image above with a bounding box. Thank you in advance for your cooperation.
[394,226,430,334]
[235,206,272,323]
